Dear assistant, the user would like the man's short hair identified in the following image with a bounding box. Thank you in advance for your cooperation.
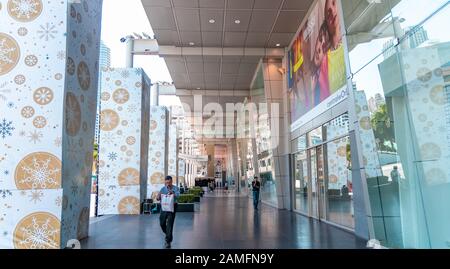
[165,176,173,181]
[254,176,258,179]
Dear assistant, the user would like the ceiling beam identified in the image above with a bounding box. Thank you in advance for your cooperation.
[130,38,285,58]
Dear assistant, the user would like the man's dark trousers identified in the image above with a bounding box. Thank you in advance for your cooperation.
[160,204,177,243]
[253,191,260,209]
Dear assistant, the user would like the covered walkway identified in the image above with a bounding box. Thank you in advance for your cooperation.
[81,195,366,249]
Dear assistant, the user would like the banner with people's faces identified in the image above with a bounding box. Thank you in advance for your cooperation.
[288,0,347,129]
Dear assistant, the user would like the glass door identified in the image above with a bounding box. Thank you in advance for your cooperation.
[294,151,309,214]
[308,146,327,220]
[309,148,319,218]
[317,146,327,221]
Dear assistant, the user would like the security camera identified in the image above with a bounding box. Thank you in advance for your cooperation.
[142,32,153,39]
[120,35,135,43]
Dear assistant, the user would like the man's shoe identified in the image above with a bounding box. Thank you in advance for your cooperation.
[165,242,171,249]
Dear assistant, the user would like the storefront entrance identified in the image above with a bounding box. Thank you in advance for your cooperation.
[296,146,326,221]
[292,113,355,229]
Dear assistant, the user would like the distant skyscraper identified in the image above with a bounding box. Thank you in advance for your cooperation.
[95,41,112,144]
[368,93,386,113]
[406,26,429,49]
[383,26,429,60]
[99,41,111,68]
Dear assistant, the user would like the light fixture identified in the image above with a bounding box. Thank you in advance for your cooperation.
[276,43,281,47]
[189,42,195,46]
[196,87,201,90]
[234,19,241,24]
[209,19,215,24]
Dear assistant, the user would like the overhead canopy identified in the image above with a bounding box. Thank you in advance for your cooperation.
[141,0,314,92]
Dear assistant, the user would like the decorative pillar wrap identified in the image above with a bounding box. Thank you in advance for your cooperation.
[0,0,103,248]
[168,123,177,179]
[178,159,186,185]
[147,106,169,199]
[97,68,151,215]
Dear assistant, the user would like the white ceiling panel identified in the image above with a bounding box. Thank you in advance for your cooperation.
[142,0,313,91]
[175,9,201,31]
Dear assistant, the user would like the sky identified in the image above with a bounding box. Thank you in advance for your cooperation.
[100,0,172,83]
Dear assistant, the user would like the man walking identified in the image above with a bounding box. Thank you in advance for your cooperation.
[157,176,180,249]
[252,176,261,210]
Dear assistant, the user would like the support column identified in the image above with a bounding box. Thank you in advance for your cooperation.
[97,68,151,215]
[261,58,291,209]
[147,106,169,199]
[0,0,103,248]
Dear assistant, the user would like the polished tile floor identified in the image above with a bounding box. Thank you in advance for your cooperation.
[81,194,367,249]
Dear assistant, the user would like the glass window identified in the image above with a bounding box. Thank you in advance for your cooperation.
[325,136,354,228]
[294,151,309,214]
[324,113,350,141]
[308,126,323,147]
[343,0,450,249]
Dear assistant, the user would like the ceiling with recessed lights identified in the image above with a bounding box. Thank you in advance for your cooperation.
[141,0,314,91]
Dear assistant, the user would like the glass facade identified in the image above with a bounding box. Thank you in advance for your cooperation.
[342,0,450,248]
[293,113,354,228]
[251,65,278,206]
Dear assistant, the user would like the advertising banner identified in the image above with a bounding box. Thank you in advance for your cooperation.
[288,0,348,130]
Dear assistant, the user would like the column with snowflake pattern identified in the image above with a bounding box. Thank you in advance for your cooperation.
[168,123,177,180]
[0,0,103,249]
[97,68,151,215]
[147,106,169,200]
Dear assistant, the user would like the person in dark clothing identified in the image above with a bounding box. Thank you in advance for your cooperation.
[157,176,180,249]
[252,176,261,210]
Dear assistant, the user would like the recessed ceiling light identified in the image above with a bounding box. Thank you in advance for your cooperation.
[189,42,195,46]
[276,43,281,47]
[234,19,241,24]
[209,19,215,24]
[196,87,201,90]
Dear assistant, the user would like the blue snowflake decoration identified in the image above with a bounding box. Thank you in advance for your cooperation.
[4,170,9,176]
[0,190,12,199]
[7,102,14,108]
[0,119,14,139]
[108,152,118,161]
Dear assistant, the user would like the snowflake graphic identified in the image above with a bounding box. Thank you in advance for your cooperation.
[66,139,79,162]
[24,55,38,66]
[0,86,11,101]
[108,152,118,161]
[18,157,60,189]
[99,171,110,182]
[19,130,26,137]
[0,119,15,139]
[54,137,62,147]
[101,132,115,144]
[37,23,58,41]
[120,70,130,78]
[57,50,65,60]
[54,196,62,207]
[28,130,43,144]
[127,104,137,113]
[7,102,14,108]
[0,190,13,199]
[99,200,109,210]
[0,38,17,65]
[28,190,43,204]
[71,180,78,196]
[8,0,42,21]
[17,215,59,249]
